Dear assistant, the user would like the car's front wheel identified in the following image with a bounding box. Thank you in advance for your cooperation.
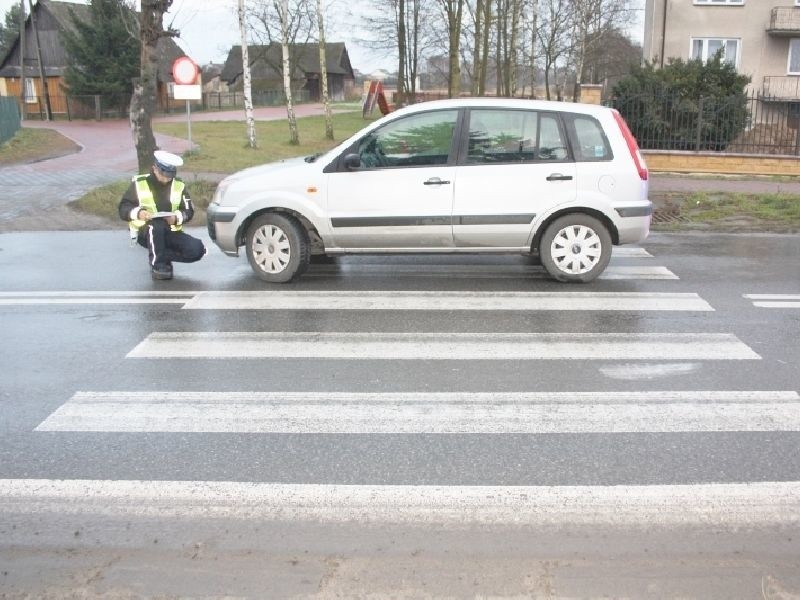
[245,213,310,283]
[539,214,611,283]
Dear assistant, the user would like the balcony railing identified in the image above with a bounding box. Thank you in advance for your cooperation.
[768,7,800,36]
[762,76,800,100]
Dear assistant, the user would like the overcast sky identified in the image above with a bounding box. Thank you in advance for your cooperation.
[1,0,645,74]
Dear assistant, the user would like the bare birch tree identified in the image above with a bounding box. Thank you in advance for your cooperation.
[315,0,333,139]
[279,0,299,144]
[238,0,257,148]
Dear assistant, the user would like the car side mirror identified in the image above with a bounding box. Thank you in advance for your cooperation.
[343,153,361,170]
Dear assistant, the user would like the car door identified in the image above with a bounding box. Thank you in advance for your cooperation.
[452,108,577,249]
[326,109,459,250]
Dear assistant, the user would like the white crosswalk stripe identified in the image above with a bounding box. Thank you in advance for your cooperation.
[182,291,712,311]
[744,293,800,308]
[304,264,678,280]
[1,479,798,527]
[127,331,760,360]
[35,390,799,433]
[0,289,703,309]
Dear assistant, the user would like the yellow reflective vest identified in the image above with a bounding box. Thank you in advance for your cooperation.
[128,175,186,235]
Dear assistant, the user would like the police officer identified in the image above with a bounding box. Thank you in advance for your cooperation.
[119,150,206,280]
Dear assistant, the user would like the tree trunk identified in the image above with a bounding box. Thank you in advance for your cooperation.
[471,0,481,96]
[396,0,406,106]
[280,0,299,144]
[479,0,491,95]
[441,0,463,98]
[316,0,333,139]
[238,0,257,148]
[130,0,173,173]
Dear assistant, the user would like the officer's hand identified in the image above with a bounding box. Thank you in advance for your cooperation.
[138,209,151,221]
[165,214,177,226]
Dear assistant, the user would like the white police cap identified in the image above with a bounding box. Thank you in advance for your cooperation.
[153,150,183,174]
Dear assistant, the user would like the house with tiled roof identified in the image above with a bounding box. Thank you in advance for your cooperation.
[0,0,185,118]
[221,42,355,102]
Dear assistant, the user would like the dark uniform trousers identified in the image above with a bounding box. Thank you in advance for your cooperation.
[137,218,205,268]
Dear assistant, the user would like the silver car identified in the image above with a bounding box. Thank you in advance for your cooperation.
[207,98,652,283]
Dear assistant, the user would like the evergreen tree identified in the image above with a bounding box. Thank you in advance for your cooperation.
[611,54,751,151]
[61,0,140,107]
[0,4,22,60]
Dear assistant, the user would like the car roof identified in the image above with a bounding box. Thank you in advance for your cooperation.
[392,97,612,118]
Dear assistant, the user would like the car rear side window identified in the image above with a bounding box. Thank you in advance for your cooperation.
[466,109,568,164]
[569,115,612,161]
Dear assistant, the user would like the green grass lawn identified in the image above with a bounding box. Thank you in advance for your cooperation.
[0,127,80,165]
[156,110,377,173]
[651,191,800,232]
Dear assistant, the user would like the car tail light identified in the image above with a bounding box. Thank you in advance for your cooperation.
[612,109,648,181]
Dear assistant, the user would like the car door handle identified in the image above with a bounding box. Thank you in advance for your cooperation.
[423,177,451,186]
[546,173,573,181]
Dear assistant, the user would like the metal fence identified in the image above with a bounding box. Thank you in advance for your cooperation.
[609,91,800,156]
[0,95,21,145]
[6,89,313,120]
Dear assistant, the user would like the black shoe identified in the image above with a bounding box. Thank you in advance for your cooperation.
[151,263,173,280]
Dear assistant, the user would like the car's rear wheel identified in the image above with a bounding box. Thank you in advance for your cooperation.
[245,213,309,283]
[540,214,611,283]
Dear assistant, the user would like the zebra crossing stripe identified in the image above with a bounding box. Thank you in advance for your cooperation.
[127,332,760,360]
[35,391,799,433]
[0,291,193,305]
[305,265,677,280]
[1,479,798,526]
[183,291,712,311]
[744,294,800,308]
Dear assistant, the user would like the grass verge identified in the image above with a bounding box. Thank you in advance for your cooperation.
[0,127,80,165]
[651,191,800,233]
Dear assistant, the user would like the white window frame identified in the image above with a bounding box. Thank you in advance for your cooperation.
[23,78,36,103]
[693,0,743,5]
[690,37,740,67]
[788,39,800,75]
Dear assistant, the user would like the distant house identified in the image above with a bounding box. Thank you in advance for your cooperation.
[201,63,228,94]
[221,42,355,102]
[0,0,185,117]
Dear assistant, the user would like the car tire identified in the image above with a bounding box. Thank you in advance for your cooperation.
[539,214,611,283]
[245,213,310,283]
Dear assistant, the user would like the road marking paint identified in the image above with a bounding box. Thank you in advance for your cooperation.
[35,391,799,433]
[1,479,798,526]
[127,332,760,360]
[305,265,677,280]
[0,291,193,305]
[183,291,712,311]
[744,294,800,308]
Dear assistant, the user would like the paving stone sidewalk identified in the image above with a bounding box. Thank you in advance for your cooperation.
[2,106,798,232]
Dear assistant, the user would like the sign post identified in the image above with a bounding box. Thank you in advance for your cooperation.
[171,57,201,150]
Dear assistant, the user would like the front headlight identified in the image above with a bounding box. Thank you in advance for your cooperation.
[212,177,233,205]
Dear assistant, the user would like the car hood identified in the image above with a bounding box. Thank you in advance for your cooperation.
[224,155,312,183]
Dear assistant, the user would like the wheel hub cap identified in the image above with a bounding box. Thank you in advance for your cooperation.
[253,225,291,273]
[550,225,602,275]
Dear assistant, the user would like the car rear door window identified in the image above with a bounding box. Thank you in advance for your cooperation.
[466,109,569,164]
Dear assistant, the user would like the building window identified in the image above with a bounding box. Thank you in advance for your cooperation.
[693,0,743,4]
[23,78,36,103]
[789,39,800,74]
[691,38,739,66]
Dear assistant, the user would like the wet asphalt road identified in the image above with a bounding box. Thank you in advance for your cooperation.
[1,228,800,597]
[1,229,799,482]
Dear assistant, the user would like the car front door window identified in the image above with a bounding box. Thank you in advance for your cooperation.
[357,110,458,169]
